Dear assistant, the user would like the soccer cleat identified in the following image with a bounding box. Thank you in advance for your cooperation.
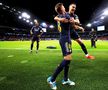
[62,79,75,86]
[86,55,95,60]
[47,76,57,90]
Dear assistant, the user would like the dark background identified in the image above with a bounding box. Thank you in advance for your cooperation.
[0,0,108,29]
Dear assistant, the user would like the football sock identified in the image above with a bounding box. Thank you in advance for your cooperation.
[31,43,33,50]
[80,43,88,55]
[51,60,70,82]
[64,60,70,81]
[37,41,39,50]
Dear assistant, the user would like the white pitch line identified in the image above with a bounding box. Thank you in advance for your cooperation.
[8,55,14,57]
[0,76,6,82]
[20,60,28,64]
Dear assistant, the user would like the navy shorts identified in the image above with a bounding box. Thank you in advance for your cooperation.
[71,30,80,40]
[32,36,39,42]
[59,36,72,56]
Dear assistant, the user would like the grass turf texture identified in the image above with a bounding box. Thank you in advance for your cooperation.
[0,40,108,90]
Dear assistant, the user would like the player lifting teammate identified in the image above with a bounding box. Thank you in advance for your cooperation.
[47,3,75,90]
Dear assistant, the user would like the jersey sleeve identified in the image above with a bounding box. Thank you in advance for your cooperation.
[39,26,44,32]
[31,26,35,32]
[30,26,35,34]
[74,14,79,19]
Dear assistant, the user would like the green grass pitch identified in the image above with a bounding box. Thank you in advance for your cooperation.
[0,40,108,90]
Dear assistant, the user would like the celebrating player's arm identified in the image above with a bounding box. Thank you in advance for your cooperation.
[30,30,33,35]
[30,26,34,35]
[37,26,44,38]
[37,30,43,37]
[69,17,84,32]
[54,15,69,23]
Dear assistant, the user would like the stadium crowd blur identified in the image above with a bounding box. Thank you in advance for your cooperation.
[0,2,108,41]
[0,25,108,41]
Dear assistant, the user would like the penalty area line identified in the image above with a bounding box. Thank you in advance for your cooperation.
[0,76,6,82]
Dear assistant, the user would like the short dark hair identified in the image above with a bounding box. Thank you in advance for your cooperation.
[55,3,63,14]
[69,2,76,7]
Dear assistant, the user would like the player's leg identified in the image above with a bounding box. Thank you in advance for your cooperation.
[47,55,74,89]
[71,30,88,55]
[62,42,75,86]
[75,38,95,60]
[47,40,73,89]
[91,39,94,47]
[93,39,96,48]
[35,37,39,53]
[75,38,88,55]
[30,37,35,52]
[71,31,94,59]
[94,41,96,48]
[36,40,39,53]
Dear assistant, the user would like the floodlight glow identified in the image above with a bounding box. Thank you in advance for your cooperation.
[26,20,30,23]
[87,23,92,27]
[18,11,21,14]
[22,12,30,19]
[42,28,47,32]
[34,19,38,23]
[103,10,108,16]
[100,16,105,20]
[30,22,33,25]
[13,9,16,11]
[0,3,2,5]
[93,21,98,24]
[23,18,26,21]
[41,22,47,28]
[49,25,54,29]
[5,5,9,8]
[18,16,22,19]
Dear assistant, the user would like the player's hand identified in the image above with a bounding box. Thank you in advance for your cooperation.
[38,35,41,37]
[79,27,85,33]
[60,18,69,23]
[69,17,75,23]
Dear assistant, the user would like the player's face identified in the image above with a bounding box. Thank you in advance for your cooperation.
[69,4,76,14]
[61,5,66,13]
[35,22,39,26]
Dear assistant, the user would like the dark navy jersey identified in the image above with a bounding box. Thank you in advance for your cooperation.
[57,12,71,37]
[89,31,97,39]
[31,26,43,36]
[69,13,79,20]
[69,13,79,34]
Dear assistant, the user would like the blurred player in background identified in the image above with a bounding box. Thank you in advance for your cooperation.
[30,20,43,53]
[89,28,97,48]
[69,3,95,59]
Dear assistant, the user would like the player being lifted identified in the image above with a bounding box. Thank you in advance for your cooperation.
[30,20,43,53]
[57,3,95,59]
[47,3,75,90]
[68,3,95,59]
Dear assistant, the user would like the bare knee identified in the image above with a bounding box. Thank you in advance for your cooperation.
[76,38,83,44]
[64,54,72,60]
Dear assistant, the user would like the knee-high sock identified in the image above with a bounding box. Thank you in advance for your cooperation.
[64,60,70,81]
[51,60,70,82]
[80,43,88,55]
[31,43,33,50]
[37,41,39,50]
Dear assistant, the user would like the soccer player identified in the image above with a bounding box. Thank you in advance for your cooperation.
[30,20,43,53]
[89,28,97,48]
[47,3,75,90]
[68,3,95,59]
